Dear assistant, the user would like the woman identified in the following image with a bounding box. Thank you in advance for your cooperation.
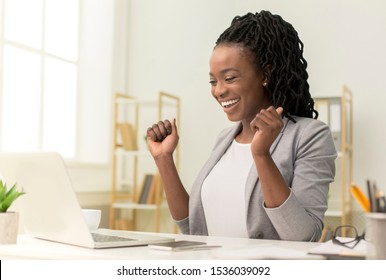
[146,11,336,242]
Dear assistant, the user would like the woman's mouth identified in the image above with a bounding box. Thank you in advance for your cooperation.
[221,98,240,108]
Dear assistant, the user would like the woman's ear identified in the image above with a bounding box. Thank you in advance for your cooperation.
[262,64,272,85]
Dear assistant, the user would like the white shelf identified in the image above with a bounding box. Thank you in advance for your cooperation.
[116,97,178,107]
[115,149,150,157]
[116,99,157,105]
[325,210,342,217]
[112,201,167,210]
[112,202,157,210]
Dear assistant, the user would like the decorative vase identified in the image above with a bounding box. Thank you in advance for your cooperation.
[0,211,19,244]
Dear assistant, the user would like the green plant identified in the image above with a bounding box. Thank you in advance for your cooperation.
[0,180,25,212]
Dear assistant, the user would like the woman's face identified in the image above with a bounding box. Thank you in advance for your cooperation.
[209,44,272,123]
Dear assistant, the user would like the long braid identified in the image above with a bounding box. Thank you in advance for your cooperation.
[216,11,318,120]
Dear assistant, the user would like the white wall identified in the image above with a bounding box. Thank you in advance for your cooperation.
[122,0,386,193]
[77,0,114,164]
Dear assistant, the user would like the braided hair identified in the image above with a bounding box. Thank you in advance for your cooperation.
[216,11,318,120]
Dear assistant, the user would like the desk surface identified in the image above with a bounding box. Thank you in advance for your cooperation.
[0,231,324,260]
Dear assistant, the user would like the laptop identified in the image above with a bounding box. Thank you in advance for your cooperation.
[0,152,174,249]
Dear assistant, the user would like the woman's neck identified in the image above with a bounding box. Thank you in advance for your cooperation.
[234,121,254,144]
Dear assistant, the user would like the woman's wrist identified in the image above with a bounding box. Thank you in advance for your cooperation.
[154,152,174,165]
[252,152,272,167]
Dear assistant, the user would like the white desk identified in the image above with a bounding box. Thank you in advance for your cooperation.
[0,231,323,260]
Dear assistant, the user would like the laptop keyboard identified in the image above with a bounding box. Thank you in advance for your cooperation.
[91,232,136,243]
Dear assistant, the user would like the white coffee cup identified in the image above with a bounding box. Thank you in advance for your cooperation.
[82,209,101,231]
[365,213,386,259]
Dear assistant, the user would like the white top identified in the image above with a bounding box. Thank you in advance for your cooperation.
[201,140,253,238]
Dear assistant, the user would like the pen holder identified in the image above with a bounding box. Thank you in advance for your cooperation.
[365,213,386,259]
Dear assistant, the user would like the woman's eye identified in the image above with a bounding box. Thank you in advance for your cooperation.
[225,76,235,82]
[209,80,217,86]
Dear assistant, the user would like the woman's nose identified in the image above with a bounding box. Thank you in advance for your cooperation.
[212,82,226,98]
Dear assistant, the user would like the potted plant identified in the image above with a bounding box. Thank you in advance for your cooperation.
[0,180,25,244]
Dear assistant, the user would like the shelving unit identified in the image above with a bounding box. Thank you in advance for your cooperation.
[109,92,180,232]
[314,85,353,236]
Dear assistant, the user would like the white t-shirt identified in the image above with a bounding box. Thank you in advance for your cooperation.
[201,139,253,238]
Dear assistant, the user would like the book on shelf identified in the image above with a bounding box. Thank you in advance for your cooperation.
[138,174,153,204]
[118,122,138,150]
[146,173,162,204]
[137,173,162,204]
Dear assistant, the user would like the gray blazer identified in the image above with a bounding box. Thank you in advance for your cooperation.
[175,116,337,242]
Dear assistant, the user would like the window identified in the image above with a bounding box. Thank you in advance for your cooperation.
[0,0,79,158]
[1,0,116,167]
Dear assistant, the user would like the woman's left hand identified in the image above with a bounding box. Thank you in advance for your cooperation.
[250,106,284,157]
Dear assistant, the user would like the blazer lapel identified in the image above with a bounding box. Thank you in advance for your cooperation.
[244,118,290,201]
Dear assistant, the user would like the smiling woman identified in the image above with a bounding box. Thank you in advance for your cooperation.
[209,43,272,125]
[146,10,337,242]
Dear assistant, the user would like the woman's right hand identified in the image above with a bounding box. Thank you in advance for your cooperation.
[146,119,179,159]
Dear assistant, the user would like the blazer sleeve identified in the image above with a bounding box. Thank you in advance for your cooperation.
[264,118,337,241]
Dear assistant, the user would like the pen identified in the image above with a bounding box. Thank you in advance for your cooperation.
[350,184,370,213]
[367,180,376,212]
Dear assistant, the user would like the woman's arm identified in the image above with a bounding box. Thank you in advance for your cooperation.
[250,106,291,207]
[146,119,189,220]
[254,116,336,241]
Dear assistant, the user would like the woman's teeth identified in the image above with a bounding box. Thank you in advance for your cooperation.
[222,98,240,108]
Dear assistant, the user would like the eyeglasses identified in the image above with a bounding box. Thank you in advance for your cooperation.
[332,225,365,249]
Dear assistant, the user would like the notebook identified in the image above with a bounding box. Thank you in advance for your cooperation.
[0,152,174,249]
